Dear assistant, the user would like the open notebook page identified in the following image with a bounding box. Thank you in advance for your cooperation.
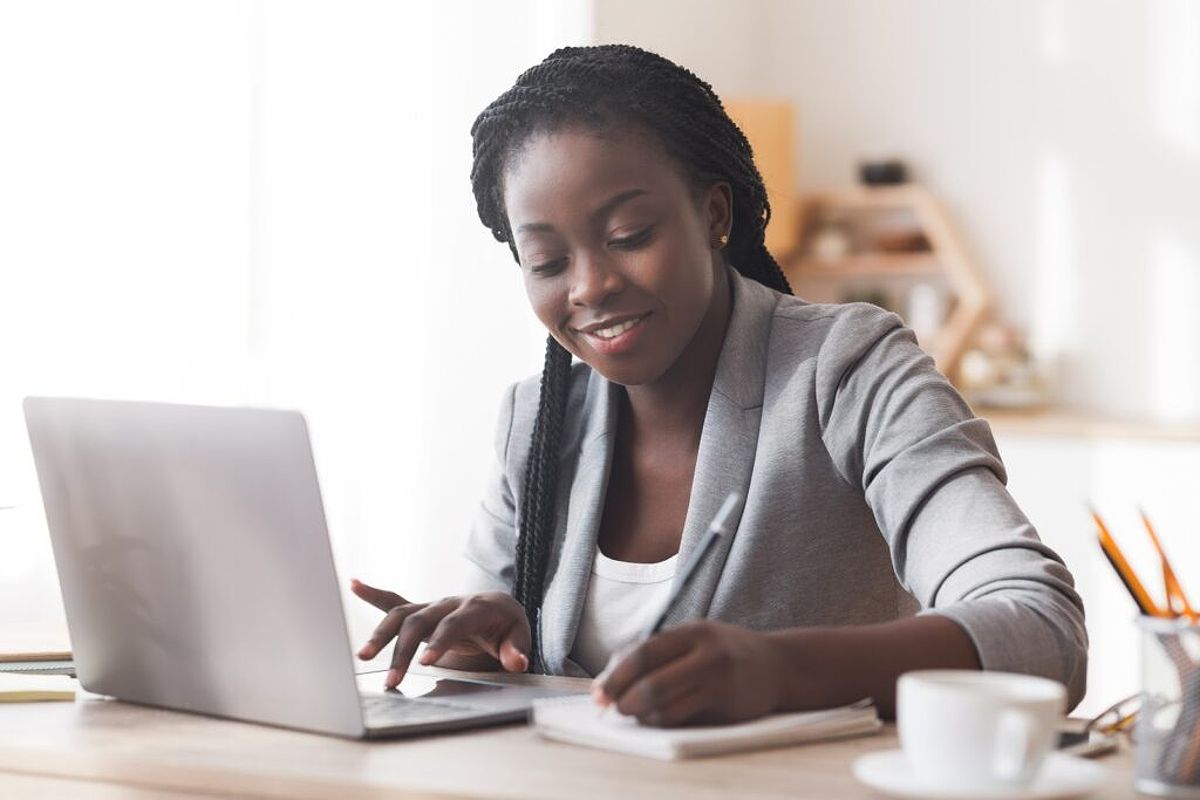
[531,695,880,760]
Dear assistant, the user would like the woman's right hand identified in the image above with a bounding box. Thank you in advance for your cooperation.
[350,578,532,689]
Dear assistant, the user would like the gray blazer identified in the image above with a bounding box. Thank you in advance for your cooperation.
[464,266,1088,708]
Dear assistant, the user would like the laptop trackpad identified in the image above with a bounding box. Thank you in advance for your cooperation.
[394,674,507,701]
[360,672,572,711]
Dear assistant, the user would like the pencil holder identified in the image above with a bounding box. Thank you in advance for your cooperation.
[1136,616,1200,797]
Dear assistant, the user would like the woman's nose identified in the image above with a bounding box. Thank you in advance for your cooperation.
[567,251,624,307]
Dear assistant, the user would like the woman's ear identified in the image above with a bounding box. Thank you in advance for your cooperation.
[705,181,733,248]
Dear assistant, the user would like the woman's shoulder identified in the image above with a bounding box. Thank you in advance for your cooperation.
[729,270,909,367]
[767,291,911,372]
[773,292,903,337]
[764,292,959,430]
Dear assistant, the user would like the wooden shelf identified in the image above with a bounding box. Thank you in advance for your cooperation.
[786,184,991,384]
[788,252,941,278]
[804,185,928,210]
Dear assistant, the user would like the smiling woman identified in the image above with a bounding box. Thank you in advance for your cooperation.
[507,129,731,387]
[351,44,1088,727]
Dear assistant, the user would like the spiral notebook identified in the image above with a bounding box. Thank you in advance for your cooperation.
[530,696,881,760]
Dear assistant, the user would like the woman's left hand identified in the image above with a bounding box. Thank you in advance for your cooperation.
[591,620,787,727]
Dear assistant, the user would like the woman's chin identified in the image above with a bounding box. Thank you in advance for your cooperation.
[585,358,669,388]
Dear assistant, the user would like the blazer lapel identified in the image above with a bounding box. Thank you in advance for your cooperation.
[662,269,777,626]
[539,370,618,675]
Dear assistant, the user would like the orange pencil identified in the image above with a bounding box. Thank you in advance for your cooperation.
[1090,507,1166,618]
[1138,507,1198,621]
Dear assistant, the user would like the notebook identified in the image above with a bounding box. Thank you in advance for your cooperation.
[0,660,75,676]
[0,634,74,675]
[0,673,76,703]
[530,695,881,760]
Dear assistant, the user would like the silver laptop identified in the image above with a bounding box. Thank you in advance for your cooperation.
[23,396,577,738]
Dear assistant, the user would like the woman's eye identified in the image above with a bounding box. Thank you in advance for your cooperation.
[528,257,567,275]
[609,227,653,249]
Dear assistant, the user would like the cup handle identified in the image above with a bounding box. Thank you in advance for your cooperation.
[992,708,1039,784]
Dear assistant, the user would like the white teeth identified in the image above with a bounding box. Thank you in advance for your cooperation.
[592,317,642,339]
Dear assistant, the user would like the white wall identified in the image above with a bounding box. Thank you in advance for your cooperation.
[594,0,1200,423]
[0,0,257,633]
[0,1,590,644]
[594,0,771,95]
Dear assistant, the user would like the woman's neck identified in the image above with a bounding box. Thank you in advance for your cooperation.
[623,263,733,441]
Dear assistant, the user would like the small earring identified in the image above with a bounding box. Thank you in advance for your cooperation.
[717,233,729,248]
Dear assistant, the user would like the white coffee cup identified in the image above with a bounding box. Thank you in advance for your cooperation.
[897,670,1067,793]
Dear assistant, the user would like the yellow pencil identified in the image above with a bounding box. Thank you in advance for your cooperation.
[1090,507,1166,618]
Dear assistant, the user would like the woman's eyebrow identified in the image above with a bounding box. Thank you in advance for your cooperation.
[590,187,648,221]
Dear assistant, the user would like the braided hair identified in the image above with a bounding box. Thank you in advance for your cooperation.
[469,44,793,671]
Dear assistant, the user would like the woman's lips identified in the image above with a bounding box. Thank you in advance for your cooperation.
[577,312,650,356]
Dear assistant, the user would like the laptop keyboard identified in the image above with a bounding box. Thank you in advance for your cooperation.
[361,693,488,727]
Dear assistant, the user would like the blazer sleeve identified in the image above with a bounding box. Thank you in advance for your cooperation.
[815,304,1089,709]
[460,381,520,595]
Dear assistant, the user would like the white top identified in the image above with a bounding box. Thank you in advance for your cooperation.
[569,547,679,677]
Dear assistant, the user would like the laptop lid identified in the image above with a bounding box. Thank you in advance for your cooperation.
[23,397,366,737]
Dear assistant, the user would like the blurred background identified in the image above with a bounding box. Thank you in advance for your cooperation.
[1,0,1197,716]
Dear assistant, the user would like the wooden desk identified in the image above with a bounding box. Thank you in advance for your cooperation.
[0,667,1144,799]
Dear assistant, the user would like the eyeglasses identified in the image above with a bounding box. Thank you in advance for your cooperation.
[1085,692,1140,739]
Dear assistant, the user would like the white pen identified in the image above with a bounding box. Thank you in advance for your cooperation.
[593,491,743,718]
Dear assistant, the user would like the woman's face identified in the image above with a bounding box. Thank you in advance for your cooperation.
[502,126,730,387]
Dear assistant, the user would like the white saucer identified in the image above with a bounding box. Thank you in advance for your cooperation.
[852,750,1109,800]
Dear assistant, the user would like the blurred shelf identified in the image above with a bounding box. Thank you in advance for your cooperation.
[787,253,941,278]
[806,185,928,210]
[979,408,1200,443]
[787,184,990,383]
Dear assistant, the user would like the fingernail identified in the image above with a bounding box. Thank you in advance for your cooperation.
[418,650,435,665]
[385,669,399,688]
[358,647,371,659]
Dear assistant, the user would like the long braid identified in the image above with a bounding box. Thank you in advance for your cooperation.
[470,44,791,671]
[513,335,571,669]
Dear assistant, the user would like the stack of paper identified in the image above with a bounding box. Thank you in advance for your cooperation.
[531,695,880,760]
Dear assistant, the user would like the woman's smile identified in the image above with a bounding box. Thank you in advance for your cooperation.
[573,312,652,356]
